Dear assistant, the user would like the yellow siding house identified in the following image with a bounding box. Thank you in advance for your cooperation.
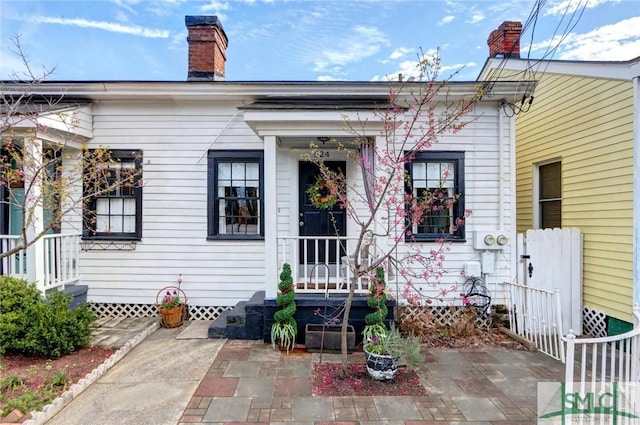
[478,21,640,331]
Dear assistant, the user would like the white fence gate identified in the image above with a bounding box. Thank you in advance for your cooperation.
[517,228,583,335]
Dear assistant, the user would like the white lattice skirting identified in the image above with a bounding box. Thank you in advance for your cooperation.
[398,305,492,328]
[90,303,231,321]
[582,306,607,338]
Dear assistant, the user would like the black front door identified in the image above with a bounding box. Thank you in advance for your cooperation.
[299,161,346,265]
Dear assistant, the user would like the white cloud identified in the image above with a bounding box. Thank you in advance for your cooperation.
[114,10,130,23]
[544,0,619,16]
[467,12,485,24]
[312,25,389,72]
[439,15,455,25]
[528,16,640,61]
[316,75,344,81]
[110,0,139,15]
[0,52,32,79]
[201,0,231,12]
[200,0,230,21]
[28,16,169,38]
[169,30,187,51]
[389,47,412,60]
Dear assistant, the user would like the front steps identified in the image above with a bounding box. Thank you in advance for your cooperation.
[208,290,395,346]
[208,291,265,340]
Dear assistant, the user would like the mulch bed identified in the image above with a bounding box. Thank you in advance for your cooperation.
[311,363,427,397]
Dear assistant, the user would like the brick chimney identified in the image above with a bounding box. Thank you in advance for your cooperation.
[186,16,228,81]
[487,21,522,58]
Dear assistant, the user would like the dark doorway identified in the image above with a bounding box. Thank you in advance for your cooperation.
[298,161,346,265]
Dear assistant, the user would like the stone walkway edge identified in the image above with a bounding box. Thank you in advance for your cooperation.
[22,319,160,425]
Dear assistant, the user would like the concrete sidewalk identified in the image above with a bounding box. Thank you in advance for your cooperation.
[33,319,223,425]
[30,318,566,424]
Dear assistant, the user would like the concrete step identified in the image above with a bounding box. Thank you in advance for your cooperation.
[208,291,266,340]
[208,310,231,339]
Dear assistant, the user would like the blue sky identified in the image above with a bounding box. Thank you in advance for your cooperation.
[0,0,638,82]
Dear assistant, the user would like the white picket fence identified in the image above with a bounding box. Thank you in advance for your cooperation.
[505,281,565,361]
[559,307,640,424]
[564,307,640,388]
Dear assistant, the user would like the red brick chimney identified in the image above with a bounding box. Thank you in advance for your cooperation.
[487,21,522,58]
[186,16,228,81]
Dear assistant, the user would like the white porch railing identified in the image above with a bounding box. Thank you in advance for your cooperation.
[277,236,374,295]
[0,235,27,278]
[505,281,565,361]
[0,232,81,293]
[564,307,640,393]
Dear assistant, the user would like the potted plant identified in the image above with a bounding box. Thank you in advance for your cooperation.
[271,263,297,353]
[362,267,389,342]
[363,324,424,381]
[156,275,187,328]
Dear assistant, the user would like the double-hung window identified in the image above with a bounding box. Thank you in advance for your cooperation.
[207,150,264,239]
[83,150,142,240]
[406,151,465,241]
[538,161,561,229]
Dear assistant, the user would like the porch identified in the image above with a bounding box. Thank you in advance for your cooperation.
[277,235,388,295]
[0,232,81,293]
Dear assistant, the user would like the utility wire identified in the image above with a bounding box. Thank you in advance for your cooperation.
[481,0,589,117]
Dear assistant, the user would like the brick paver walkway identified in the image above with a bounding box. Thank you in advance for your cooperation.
[179,340,565,424]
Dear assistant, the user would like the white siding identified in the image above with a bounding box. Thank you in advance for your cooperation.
[388,103,515,306]
[80,100,264,306]
[75,98,515,309]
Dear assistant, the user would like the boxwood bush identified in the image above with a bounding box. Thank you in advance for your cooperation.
[0,276,96,357]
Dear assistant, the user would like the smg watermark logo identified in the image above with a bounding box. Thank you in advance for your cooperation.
[538,382,640,424]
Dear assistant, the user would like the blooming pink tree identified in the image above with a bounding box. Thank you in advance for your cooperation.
[305,52,479,367]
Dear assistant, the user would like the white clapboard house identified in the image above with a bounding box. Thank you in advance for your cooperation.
[0,17,528,339]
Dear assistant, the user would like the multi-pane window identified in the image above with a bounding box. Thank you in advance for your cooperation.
[539,161,561,229]
[83,150,142,240]
[406,151,465,241]
[208,150,263,239]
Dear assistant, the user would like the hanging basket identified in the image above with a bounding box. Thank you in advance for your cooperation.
[156,286,188,328]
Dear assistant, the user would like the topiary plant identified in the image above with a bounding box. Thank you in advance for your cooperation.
[362,267,389,342]
[271,263,297,353]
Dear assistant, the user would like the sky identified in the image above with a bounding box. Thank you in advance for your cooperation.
[0,0,638,82]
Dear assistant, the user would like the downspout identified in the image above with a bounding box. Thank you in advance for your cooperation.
[499,102,505,230]
[633,75,640,304]
[508,101,518,285]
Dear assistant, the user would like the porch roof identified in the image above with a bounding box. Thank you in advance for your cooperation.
[238,97,392,111]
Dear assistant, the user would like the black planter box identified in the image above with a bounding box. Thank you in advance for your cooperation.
[263,293,396,345]
[305,324,355,352]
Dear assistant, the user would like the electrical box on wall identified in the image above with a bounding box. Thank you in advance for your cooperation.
[464,261,482,277]
[473,231,509,250]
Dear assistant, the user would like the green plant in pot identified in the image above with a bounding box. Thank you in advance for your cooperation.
[363,325,424,380]
[362,267,389,342]
[362,268,424,380]
[271,263,297,354]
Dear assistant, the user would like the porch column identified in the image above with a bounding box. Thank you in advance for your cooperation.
[264,136,278,299]
[23,137,46,291]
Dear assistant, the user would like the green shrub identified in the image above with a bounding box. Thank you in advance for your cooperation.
[0,277,42,355]
[0,277,96,357]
